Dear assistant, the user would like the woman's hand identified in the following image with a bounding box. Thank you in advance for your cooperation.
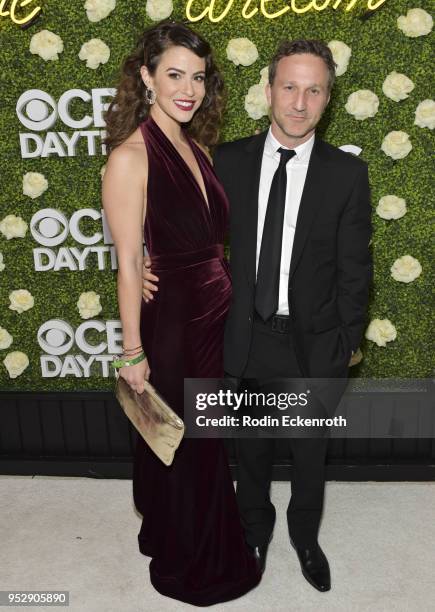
[142,256,159,302]
[119,356,150,394]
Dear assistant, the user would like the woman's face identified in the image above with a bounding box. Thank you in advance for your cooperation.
[141,45,206,124]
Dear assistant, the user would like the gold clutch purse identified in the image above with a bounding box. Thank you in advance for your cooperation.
[114,370,184,466]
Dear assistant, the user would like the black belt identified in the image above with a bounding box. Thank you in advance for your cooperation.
[254,311,291,333]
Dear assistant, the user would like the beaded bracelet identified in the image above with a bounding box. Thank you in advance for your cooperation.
[111,351,146,369]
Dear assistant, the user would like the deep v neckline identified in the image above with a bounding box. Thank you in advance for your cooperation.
[147,116,211,214]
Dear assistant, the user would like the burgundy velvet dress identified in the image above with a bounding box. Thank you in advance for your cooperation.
[132,116,261,606]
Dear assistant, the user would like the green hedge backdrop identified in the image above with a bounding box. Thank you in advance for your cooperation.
[0,0,433,391]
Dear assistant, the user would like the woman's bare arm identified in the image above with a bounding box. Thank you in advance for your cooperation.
[102,143,147,356]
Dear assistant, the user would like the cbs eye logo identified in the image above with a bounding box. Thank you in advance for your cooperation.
[31,209,69,247]
[16,89,58,132]
[38,320,75,355]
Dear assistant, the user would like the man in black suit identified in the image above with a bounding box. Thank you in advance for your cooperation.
[142,39,372,593]
[214,38,372,593]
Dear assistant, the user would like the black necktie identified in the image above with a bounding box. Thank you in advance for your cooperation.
[255,147,296,321]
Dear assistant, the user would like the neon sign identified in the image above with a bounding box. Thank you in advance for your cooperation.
[186,0,388,22]
[0,0,41,26]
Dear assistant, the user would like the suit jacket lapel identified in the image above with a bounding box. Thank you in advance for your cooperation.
[242,130,268,285]
[288,133,332,283]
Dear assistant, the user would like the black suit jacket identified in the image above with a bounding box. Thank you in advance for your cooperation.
[213,129,373,379]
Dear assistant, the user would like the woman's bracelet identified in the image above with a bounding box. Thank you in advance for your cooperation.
[122,343,143,353]
[121,348,143,357]
[111,351,146,369]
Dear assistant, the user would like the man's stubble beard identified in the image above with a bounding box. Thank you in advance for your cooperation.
[271,102,328,144]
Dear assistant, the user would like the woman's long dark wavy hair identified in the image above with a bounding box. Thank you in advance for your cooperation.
[103,21,225,154]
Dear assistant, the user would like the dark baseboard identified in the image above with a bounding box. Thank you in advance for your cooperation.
[1,390,434,481]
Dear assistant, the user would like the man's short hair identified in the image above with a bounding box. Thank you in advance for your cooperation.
[268,39,337,93]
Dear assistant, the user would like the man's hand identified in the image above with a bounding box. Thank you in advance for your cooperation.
[142,256,159,302]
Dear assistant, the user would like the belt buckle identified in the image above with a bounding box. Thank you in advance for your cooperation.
[271,315,281,333]
[271,315,288,333]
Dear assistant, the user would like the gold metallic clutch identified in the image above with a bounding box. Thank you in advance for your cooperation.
[114,371,184,466]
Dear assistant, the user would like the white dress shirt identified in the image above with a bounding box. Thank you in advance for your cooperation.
[255,127,315,315]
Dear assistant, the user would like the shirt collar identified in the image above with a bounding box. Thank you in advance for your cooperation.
[265,125,315,162]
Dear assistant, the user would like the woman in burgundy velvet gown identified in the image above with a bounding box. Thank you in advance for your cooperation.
[133,112,262,606]
[102,22,261,607]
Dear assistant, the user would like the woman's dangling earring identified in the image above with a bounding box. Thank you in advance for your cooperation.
[145,86,156,105]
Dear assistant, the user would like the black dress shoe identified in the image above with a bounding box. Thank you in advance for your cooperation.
[290,538,331,592]
[247,533,273,574]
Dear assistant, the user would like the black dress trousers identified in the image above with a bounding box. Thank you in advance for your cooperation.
[234,315,329,549]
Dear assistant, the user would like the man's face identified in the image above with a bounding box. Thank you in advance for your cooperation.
[266,53,331,143]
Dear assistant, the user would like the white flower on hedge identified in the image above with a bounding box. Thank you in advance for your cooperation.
[327,40,351,76]
[259,65,269,85]
[397,8,433,37]
[146,0,173,21]
[382,72,415,102]
[0,215,28,240]
[245,83,269,120]
[85,0,116,22]
[381,130,412,159]
[9,289,34,314]
[79,38,110,69]
[22,172,48,199]
[29,30,64,61]
[391,254,422,283]
[414,99,435,129]
[3,351,29,378]
[345,90,379,120]
[365,318,397,347]
[226,38,259,67]
[376,195,407,220]
[0,251,5,271]
[77,291,102,319]
[100,164,106,179]
[0,326,13,349]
